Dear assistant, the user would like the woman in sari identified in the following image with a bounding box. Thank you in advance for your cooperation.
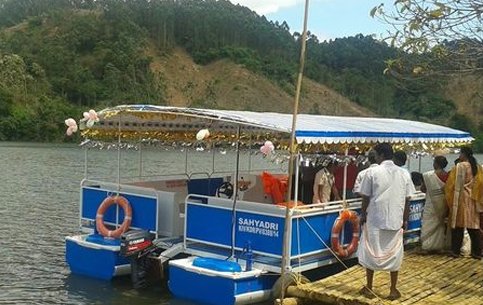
[421,156,449,252]
[445,146,483,259]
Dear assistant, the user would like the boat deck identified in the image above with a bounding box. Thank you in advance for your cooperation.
[286,252,483,305]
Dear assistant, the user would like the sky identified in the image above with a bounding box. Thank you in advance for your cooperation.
[230,0,395,41]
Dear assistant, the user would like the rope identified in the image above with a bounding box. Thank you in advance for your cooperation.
[292,272,307,286]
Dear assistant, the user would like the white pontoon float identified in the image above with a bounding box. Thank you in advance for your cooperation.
[65,105,472,305]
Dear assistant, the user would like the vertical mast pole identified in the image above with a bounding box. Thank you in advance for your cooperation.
[285,0,310,204]
[281,0,310,301]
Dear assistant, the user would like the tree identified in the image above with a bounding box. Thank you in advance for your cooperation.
[0,53,31,95]
[372,0,483,75]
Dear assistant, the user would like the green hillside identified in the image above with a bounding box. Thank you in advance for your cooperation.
[0,0,480,149]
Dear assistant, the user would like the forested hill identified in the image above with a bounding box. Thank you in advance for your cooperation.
[0,0,481,149]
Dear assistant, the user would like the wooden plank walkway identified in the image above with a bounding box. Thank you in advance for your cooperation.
[286,253,483,305]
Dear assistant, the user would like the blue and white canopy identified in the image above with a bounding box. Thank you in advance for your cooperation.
[85,105,473,145]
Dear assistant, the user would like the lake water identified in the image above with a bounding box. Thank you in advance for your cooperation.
[0,142,480,305]
[0,142,281,305]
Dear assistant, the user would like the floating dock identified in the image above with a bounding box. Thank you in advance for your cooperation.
[285,253,483,305]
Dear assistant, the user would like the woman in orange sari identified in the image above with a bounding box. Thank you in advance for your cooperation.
[445,146,483,259]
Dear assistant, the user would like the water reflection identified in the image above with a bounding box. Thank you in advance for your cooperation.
[64,274,172,305]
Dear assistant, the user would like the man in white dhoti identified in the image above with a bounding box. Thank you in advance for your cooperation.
[358,144,415,300]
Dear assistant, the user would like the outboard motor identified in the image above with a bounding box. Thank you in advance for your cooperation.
[120,230,155,289]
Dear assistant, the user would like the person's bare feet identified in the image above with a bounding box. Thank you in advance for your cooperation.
[359,286,375,299]
[387,288,401,300]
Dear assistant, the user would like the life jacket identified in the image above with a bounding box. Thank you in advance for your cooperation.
[261,172,288,204]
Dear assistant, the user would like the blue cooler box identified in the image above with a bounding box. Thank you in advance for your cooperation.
[168,257,276,305]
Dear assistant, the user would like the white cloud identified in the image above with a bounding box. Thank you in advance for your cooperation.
[231,0,304,15]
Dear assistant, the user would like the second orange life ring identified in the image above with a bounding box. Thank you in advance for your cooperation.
[330,210,360,258]
[96,195,132,238]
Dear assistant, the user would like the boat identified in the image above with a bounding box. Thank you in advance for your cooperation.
[64,104,473,305]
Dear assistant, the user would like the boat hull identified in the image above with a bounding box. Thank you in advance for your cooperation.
[65,234,130,280]
[168,257,276,305]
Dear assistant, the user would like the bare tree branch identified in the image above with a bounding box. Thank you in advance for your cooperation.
[372,0,483,76]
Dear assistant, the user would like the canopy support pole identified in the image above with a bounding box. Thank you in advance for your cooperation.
[281,0,310,301]
[84,147,88,179]
[248,134,252,172]
[184,146,189,178]
[82,146,88,232]
[231,125,241,259]
[343,147,348,202]
[138,142,143,178]
[116,113,122,228]
[117,113,122,192]
[294,154,300,204]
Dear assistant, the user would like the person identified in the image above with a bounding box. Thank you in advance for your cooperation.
[410,172,423,191]
[353,150,378,196]
[420,156,449,252]
[291,162,319,204]
[357,143,415,300]
[334,162,358,199]
[394,150,412,183]
[312,160,340,204]
[393,150,408,168]
[445,146,483,259]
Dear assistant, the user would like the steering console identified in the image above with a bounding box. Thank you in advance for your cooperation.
[216,182,234,199]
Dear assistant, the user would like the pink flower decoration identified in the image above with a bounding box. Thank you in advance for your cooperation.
[65,118,78,136]
[196,129,210,141]
[81,109,99,128]
[260,141,275,156]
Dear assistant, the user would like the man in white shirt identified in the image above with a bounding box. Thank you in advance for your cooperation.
[353,150,378,196]
[357,143,415,301]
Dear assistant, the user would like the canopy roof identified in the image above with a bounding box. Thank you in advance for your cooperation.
[83,105,473,148]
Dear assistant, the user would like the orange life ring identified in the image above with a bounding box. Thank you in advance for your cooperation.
[331,210,360,258]
[96,195,132,238]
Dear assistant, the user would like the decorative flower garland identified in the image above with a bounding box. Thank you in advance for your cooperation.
[65,109,99,136]
[66,110,467,158]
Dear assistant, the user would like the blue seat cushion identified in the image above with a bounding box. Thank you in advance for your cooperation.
[193,257,242,272]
